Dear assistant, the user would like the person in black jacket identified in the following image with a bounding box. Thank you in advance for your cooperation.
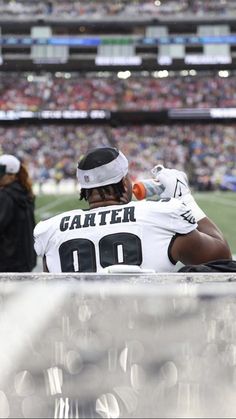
[0,154,37,272]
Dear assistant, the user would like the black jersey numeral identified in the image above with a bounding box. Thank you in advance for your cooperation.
[99,232,142,268]
[59,233,142,272]
[59,238,96,272]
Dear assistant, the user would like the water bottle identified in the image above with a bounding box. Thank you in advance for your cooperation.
[132,179,164,201]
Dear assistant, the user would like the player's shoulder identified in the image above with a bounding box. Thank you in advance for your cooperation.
[34,208,84,236]
[134,197,186,213]
[133,198,197,226]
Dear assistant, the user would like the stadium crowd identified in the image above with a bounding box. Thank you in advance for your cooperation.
[0,0,235,18]
[0,124,235,192]
[1,72,236,111]
[0,71,235,192]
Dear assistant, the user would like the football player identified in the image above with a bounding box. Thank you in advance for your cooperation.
[34,147,232,273]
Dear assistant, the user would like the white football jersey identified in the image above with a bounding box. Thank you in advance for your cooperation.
[34,198,197,273]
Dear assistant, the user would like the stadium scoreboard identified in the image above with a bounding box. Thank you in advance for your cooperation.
[0,20,235,70]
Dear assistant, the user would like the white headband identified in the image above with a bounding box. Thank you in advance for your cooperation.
[77,150,128,189]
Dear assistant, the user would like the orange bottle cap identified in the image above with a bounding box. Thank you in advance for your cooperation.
[132,182,146,200]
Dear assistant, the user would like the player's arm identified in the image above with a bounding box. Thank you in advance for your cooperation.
[171,218,232,265]
[43,255,49,272]
[151,165,232,265]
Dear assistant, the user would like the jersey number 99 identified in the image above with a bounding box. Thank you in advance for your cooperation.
[59,232,142,272]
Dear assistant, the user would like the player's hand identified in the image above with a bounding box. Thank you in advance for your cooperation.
[151,165,191,199]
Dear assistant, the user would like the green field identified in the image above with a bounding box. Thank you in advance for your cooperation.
[35,191,236,254]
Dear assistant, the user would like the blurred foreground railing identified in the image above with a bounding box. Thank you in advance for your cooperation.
[0,273,236,418]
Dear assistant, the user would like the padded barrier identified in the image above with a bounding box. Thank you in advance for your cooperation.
[0,272,236,418]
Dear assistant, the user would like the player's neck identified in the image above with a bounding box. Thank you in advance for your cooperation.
[88,189,130,209]
[89,198,122,209]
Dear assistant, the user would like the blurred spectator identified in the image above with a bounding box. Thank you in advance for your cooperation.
[0,124,235,192]
[0,154,37,272]
[0,0,235,17]
[0,72,235,193]
[1,72,236,112]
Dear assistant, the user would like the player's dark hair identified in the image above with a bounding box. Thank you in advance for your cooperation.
[78,147,119,170]
[80,180,125,202]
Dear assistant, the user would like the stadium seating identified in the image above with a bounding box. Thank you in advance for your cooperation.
[0,123,235,191]
[0,0,235,18]
[1,72,236,111]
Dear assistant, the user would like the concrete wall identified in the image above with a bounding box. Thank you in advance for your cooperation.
[0,273,236,418]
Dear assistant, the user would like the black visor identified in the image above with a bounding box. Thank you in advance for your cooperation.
[0,164,6,178]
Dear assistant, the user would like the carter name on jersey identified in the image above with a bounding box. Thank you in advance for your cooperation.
[60,206,136,231]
